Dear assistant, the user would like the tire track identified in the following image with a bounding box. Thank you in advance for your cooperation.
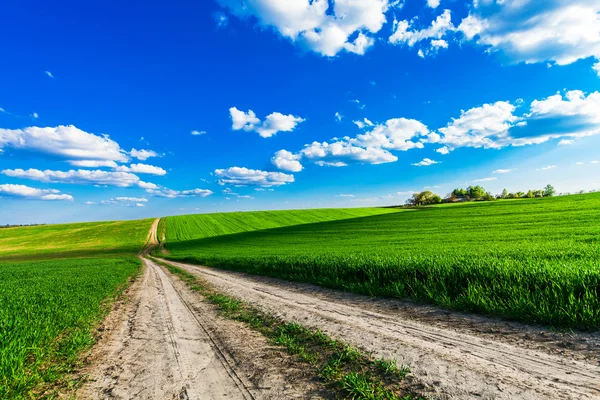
[165,259,600,400]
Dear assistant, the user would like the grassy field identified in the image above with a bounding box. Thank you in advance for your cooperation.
[0,218,154,398]
[162,208,401,242]
[0,219,154,259]
[161,195,600,329]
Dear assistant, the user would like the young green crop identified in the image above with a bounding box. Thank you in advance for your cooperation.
[0,257,140,398]
[0,218,154,259]
[0,218,154,398]
[162,207,401,242]
[162,194,600,329]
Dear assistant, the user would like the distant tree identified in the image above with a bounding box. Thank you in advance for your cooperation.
[534,190,545,198]
[526,190,536,198]
[515,191,525,198]
[543,184,556,197]
[482,192,496,201]
[501,188,509,199]
[467,185,487,200]
[452,188,468,197]
[407,191,442,206]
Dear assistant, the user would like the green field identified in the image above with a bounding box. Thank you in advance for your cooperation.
[161,195,600,329]
[0,219,154,259]
[0,218,154,398]
[162,208,401,242]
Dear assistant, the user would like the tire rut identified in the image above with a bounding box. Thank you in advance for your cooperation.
[165,259,600,400]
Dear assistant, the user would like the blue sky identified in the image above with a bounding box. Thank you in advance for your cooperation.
[1,0,600,224]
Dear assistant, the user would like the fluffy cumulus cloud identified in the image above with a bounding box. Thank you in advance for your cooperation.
[293,117,428,167]
[0,184,73,201]
[429,91,600,151]
[214,167,294,187]
[217,0,391,56]
[458,0,600,75]
[2,168,157,189]
[116,163,167,176]
[0,125,129,163]
[352,118,428,151]
[301,140,398,166]
[272,149,303,172]
[389,9,454,56]
[147,188,213,198]
[229,107,305,138]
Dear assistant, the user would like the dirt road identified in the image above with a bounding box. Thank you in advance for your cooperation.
[166,259,600,400]
[80,256,324,399]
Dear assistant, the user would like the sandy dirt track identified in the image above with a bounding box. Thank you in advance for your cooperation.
[80,255,326,399]
[165,259,600,400]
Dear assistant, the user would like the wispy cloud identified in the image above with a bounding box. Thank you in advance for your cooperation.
[191,130,206,136]
[537,165,557,171]
[44,71,55,79]
[473,177,497,182]
[493,169,515,174]
[412,158,439,167]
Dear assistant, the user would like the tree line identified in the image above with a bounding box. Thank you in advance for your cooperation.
[405,184,556,206]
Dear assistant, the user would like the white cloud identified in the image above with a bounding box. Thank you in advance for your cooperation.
[32,112,39,119]
[0,125,129,162]
[84,201,94,205]
[336,194,354,197]
[353,118,375,129]
[229,107,305,138]
[130,148,159,161]
[315,161,348,167]
[576,162,585,165]
[237,195,254,199]
[214,12,229,28]
[431,39,448,48]
[493,169,515,174]
[254,187,274,192]
[272,149,303,172]
[353,118,428,151]
[389,9,454,53]
[594,61,600,77]
[116,163,167,176]
[302,140,398,166]
[434,101,521,150]
[191,130,206,136]
[0,184,72,201]
[412,158,439,166]
[69,160,119,168]
[537,165,557,171]
[44,71,55,79]
[427,0,440,8]
[214,167,295,187]
[115,197,148,202]
[558,139,574,146]
[432,90,600,151]
[135,203,146,207]
[459,1,600,75]
[2,168,156,189]
[335,112,343,122]
[218,0,391,56]
[473,177,497,182]
[592,160,600,164]
[147,188,213,198]
[435,146,450,155]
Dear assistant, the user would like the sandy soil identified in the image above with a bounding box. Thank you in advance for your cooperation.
[78,257,326,399]
[165,259,600,400]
